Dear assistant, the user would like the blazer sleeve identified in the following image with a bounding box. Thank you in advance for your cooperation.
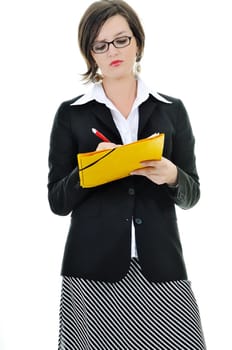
[47,102,93,216]
[167,99,200,209]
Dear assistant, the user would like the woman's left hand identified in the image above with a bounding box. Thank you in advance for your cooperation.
[131,157,178,186]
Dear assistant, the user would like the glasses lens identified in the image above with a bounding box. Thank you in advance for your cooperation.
[114,36,130,48]
[92,42,108,54]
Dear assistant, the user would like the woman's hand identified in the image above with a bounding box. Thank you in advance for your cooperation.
[96,142,121,151]
[131,157,178,186]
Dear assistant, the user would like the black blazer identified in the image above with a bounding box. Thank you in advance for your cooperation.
[48,94,200,283]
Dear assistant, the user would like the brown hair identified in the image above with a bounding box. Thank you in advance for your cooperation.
[78,0,145,83]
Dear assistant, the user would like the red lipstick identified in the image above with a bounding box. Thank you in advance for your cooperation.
[110,60,123,67]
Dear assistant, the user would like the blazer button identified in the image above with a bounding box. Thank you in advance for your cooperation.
[135,218,143,225]
[128,188,135,195]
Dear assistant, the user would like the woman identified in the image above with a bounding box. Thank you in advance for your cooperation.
[48,0,207,349]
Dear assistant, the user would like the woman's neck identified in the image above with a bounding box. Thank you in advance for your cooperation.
[102,77,137,118]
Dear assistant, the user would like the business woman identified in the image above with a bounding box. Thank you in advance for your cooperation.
[48,1,207,349]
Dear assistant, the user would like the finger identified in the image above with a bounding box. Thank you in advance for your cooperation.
[140,160,161,167]
[130,168,146,176]
[96,142,118,151]
[131,167,156,176]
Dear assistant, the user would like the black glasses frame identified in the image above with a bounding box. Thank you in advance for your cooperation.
[92,36,132,54]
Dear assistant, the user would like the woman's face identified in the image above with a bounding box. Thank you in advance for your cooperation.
[91,15,138,81]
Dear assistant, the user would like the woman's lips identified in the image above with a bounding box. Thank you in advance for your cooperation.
[110,60,123,67]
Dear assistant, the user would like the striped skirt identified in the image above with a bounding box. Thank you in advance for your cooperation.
[58,258,206,349]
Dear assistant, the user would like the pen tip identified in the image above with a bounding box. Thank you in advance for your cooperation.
[92,128,96,133]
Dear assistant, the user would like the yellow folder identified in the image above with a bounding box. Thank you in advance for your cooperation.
[77,133,165,188]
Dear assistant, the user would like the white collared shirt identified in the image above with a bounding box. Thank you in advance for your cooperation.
[71,79,171,257]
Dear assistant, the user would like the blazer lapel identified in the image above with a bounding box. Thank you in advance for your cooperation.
[90,102,123,143]
[138,97,158,138]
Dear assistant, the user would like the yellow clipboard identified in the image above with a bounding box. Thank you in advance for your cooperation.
[77,133,165,188]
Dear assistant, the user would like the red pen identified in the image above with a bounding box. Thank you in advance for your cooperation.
[92,128,111,143]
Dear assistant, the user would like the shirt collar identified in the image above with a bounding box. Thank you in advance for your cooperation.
[70,78,172,106]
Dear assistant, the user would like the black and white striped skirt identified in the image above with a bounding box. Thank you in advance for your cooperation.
[58,258,206,349]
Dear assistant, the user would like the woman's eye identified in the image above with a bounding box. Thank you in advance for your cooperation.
[115,37,127,45]
[94,43,107,51]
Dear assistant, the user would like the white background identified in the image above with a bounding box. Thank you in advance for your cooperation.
[0,1,231,349]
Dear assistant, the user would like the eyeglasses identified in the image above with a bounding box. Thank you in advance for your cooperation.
[92,36,132,54]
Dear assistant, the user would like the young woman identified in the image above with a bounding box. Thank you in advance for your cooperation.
[48,1,207,349]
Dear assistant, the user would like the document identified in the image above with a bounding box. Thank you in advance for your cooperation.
[77,133,165,188]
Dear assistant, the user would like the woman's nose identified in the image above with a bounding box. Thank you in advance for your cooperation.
[107,42,119,56]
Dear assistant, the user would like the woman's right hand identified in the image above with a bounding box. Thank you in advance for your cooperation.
[96,142,121,151]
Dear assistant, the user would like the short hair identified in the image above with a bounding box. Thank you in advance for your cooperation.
[78,0,145,83]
